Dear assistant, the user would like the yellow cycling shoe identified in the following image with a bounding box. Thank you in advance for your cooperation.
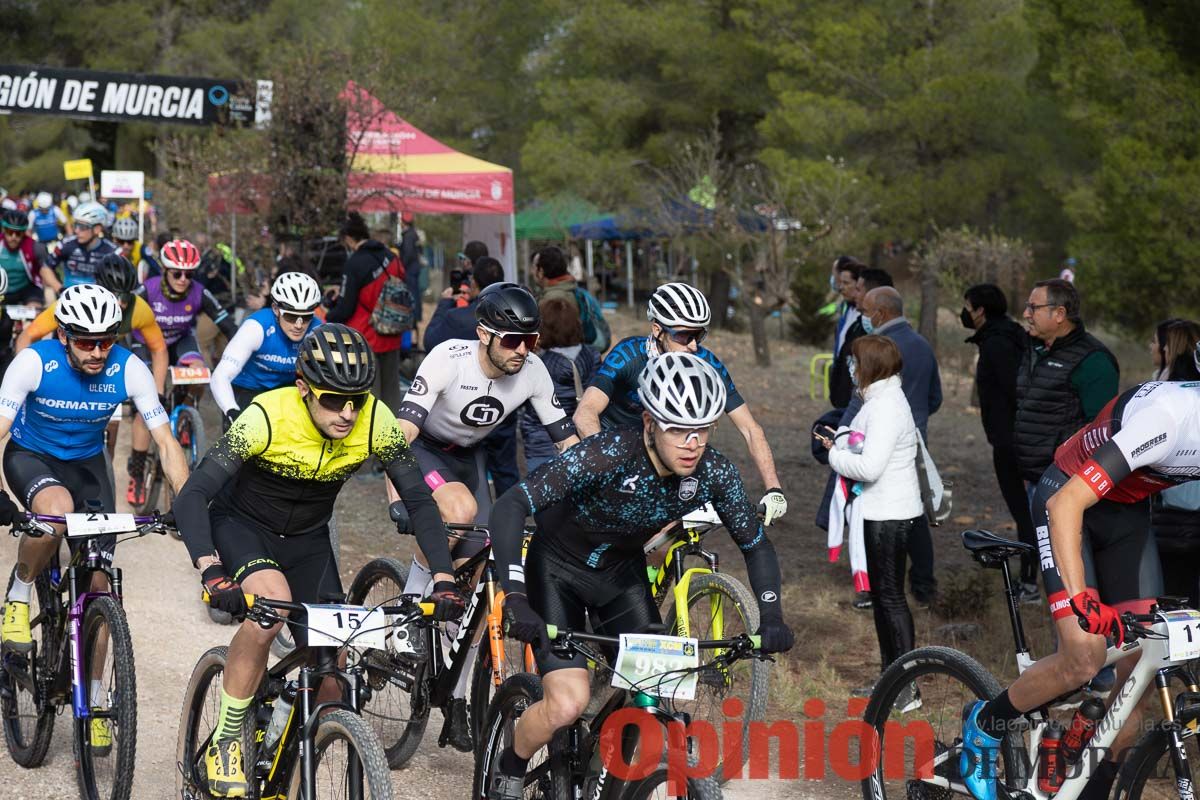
[90,714,112,756]
[1,601,33,653]
[206,738,248,798]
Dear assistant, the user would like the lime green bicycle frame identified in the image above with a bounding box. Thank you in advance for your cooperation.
[644,522,725,639]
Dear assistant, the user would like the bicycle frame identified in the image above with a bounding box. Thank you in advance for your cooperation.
[646,521,722,639]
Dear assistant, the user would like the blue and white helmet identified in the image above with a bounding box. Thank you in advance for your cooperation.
[637,352,726,427]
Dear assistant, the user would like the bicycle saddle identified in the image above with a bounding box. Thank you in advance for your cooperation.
[961,529,1034,567]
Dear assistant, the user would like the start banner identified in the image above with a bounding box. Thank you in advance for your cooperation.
[0,64,271,127]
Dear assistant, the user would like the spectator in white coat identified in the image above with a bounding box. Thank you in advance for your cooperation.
[824,335,923,707]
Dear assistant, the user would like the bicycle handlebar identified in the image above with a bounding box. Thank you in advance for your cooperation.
[12,511,175,539]
[201,592,436,619]
[544,625,762,652]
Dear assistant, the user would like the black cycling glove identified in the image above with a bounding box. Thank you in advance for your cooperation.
[201,565,248,619]
[427,580,466,622]
[223,409,239,432]
[0,490,20,527]
[503,594,546,646]
[755,618,794,654]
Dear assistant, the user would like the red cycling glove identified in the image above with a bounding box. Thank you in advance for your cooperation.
[1070,589,1124,647]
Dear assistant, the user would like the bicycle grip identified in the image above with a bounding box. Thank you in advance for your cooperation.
[200,591,257,609]
[749,634,761,650]
[419,602,434,616]
[545,624,559,641]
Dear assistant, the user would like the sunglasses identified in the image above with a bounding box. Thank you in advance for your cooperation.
[70,336,117,353]
[279,310,314,326]
[660,325,708,346]
[116,239,135,247]
[2,229,23,237]
[658,424,713,447]
[166,269,192,280]
[480,324,539,351]
[306,383,369,412]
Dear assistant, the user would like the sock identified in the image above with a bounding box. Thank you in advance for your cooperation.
[452,641,482,699]
[90,679,104,705]
[402,557,432,596]
[1078,759,1120,800]
[976,690,1020,737]
[7,576,33,603]
[215,689,253,741]
[127,448,147,476]
[499,745,530,778]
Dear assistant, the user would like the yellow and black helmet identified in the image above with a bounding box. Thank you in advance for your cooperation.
[296,323,376,393]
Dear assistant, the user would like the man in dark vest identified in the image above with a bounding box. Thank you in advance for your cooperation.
[1014,278,1118,484]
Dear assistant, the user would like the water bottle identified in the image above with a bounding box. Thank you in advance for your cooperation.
[1060,697,1105,764]
[263,684,296,753]
[1037,720,1065,795]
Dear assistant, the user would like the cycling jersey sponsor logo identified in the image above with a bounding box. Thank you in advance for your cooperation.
[0,397,20,412]
[1080,461,1111,496]
[44,359,59,373]
[105,362,121,377]
[760,591,778,603]
[459,384,479,391]
[678,476,698,501]
[255,353,293,365]
[550,392,563,408]
[1176,449,1198,458]
[460,396,505,427]
[33,396,118,412]
[1134,382,1162,398]
[266,325,276,337]
[619,474,642,494]
[408,376,429,396]
[1036,525,1054,571]
[88,383,118,394]
[447,343,470,352]
[1130,433,1167,458]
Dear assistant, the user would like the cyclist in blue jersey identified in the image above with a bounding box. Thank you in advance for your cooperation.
[40,201,116,294]
[486,353,794,800]
[573,282,788,524]
[0,285,189,658]
[211,272,323,430]
[28,191,66,243]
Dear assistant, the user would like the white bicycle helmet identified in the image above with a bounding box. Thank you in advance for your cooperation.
[55,284,123,336]
[647,282,711,329]
[637,352,727,427]
[111,217,139,241]
[72,201,108,228]
[0,265,8,297]
[35,192,53,210]
[271,272,321,313]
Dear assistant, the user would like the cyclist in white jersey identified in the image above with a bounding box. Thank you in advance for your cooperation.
[390,282,579,750]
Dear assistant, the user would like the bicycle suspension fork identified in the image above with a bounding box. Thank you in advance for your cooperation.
[1156,669,1196,800]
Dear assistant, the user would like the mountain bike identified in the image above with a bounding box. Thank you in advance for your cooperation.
[474,627,767,800]
[0,509,174,800]
[639,503,767,781]
[346,517,534,768]
[862,528,1200,800]
[133,362,208,517]
[176,593,430,800]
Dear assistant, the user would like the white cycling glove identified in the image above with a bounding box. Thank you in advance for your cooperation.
[760,489,787,525]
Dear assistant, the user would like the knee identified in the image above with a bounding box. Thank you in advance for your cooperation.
[1056,637,1106,686]
[439,493,477,525]
[241,611,287,646]
[544,681,590,730]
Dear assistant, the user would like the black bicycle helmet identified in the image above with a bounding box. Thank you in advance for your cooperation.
[96,253,138,295]
[474,282,540,334]
[296,323,376,393]
[1,208,28,232]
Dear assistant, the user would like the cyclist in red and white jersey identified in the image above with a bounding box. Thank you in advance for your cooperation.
[962,379,1200,800]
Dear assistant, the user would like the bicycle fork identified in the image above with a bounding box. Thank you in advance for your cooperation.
[1156,669,1196,800]
[67,562,122,722]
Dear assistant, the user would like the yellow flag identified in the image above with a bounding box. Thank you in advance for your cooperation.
[63,159,93,181]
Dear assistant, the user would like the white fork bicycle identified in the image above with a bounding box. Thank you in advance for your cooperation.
[863,528,1200,800]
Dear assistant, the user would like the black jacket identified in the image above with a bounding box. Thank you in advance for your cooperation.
[829,317,866,409]
[966,316,1028,448]
[325,240,394,325]
[423,297,479,351]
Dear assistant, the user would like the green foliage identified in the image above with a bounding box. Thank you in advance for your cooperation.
[789,263,835,347]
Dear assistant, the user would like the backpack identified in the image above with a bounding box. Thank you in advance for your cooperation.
[368,255,415,336]
[574,287,611,353]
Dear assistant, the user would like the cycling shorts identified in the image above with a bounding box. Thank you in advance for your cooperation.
[526,519,660,674]
[130,333,202,367]
[410,435,492,521]
[3,441,117,562]
[210,507,342,646]
[1034,465,1161,621]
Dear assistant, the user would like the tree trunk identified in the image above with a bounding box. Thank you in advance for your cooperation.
[749,299,770,366]
[918,259,939,355]
[709,270,731,329]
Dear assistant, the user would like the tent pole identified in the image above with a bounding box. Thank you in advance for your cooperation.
[586,239,594,290]
[625,241,634,309]
[521,239,530,286]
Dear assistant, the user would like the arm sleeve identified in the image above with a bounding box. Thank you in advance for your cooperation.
[396,344,455,434]
[827,404,903,482]
[526,358,577,442]
[370,404,454,576]
[1072,352,1120,421]
[589,340,638,397]
[325,261,364,324]
[24,306,58,342]
[132,297,167,352]
[210,319,265,413]
[0,348,43,419]
[421,300,459,352]
[124,356,169,430]
[201,288,237,339]
[173,405,271,564]
[704,352,746,413]
[708,456,784,622]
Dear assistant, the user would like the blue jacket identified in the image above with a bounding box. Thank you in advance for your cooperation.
[839,317,942,438]
[423,297,479,351]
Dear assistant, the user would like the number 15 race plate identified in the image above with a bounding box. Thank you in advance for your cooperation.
[303,604,388,649]
[613,633,700,699]
[1164,609,1200,662]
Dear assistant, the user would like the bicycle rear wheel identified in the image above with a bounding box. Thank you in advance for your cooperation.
[347,557,430,768]
[1,567,57,767]
[74,596,137,800]
[133,446,162,515]
[474,673,567,800]
[175,646,229,800]
[175,405,207,470]
[621,767,722,800]
[665,570,766,783]
[862,646,1022,800]
[286,709,393,800]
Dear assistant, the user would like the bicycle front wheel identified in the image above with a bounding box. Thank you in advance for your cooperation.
[175,646,230,799]
[347,557,430,768]
[470,625,533,753]
[1,567,57,767]
[665,570,766,783]
[863,646,1021,800]
[175,405,206,470]
[134,446,162,515]
[474,673,567,800]
[1114,723,1200,800]
[74,596,137,800]
[621,767,722,800]
[286,709,393,800]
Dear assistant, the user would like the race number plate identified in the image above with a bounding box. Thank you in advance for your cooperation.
[5,305,38,321]
[171,365,211,385]
[64,513,136,538]
[612,633,699,699]
[302,604,387,649]
[1164,609,1200,662]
